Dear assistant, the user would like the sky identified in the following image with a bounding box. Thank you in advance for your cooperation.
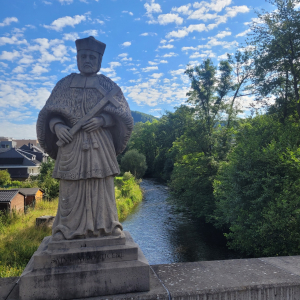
[0,0,274,139]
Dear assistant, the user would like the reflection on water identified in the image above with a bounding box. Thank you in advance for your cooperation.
[122,179,241,265]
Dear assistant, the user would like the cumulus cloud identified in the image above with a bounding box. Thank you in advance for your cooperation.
[121,41,131,47]
[215,30,231,38]
[157,13,183,25]
[161,52,178,57]
[144,0,162,15]
[158,44,174,49]
[63,32,79,41]
[44,14,86,31]
[0,17,18,27]
[166,23,206,39]
[101,61,121,78]
[82,29,98,36]
[0,50,20,61]
[172,4,192,15]
[236,28,251,37]
[151,73,164,79]
[0,34,27,46]
[190,50,215,58]
[142,66,159,72]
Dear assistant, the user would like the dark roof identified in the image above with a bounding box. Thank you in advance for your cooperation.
[0,189,21,202]
[18,188,43,196]
[0,148,40,167]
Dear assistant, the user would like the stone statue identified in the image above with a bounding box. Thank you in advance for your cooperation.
[37,36,133,241]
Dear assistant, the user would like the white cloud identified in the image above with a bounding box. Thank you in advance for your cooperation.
[58,0,73,4]
[118,53,128,58]
[31,65,49,75]
[142,66,159,72]
[225,5,250,18]
[193,0,232,12]
[172,4,192,15]
[121,41,131,47]
[0,50,20,61]
[44,14,86,31]
[101,61,121,78]
[217,52,232,60]
[63,32,79,41]
[157,13,183,25]
[0,17,18,27]
[166,23,206,39]
[140,32,157,36]
[43,1,52,4]
[0,35,27,46]
[82,29,98,36]
[144,0,162,15]
[12,66,26,73]
[122,11,134,16]
[215,30,231,38]
[190,50,215,58]
[161,52,178,57]
[151,73,164,79]
[236,28,251,37]
[159,44,174,49]
[94,19,104,25]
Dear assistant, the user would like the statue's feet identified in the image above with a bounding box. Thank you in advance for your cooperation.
[112,227,122,236]
[52,232,65,241]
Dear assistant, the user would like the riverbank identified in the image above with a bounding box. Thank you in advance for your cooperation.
[0,174,142,278]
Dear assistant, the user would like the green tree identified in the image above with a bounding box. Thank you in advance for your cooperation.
[249,0,300,120]
[213,115,300,256]
[37,159,59,199]
[128,120,158,176]
[121,149,147,179]
[0,170,11,186]
[170,58,241,220]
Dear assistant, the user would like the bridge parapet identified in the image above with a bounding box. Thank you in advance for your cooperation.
[2,256,300,300]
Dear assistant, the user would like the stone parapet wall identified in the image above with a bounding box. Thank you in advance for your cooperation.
[2,256,300,300]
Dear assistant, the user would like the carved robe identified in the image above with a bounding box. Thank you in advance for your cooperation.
[37,73,133,239]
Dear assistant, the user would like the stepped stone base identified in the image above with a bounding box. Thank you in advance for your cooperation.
[19,231,150,300]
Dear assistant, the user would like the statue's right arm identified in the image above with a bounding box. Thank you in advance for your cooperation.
[49,117,73,144]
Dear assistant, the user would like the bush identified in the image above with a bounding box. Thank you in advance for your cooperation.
[213,115,300,256]
[0,170,11,186]
[121,149,147,178]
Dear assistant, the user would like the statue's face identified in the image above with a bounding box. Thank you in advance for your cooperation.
[77,49,102,75]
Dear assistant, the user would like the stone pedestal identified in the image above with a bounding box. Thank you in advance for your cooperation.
[19,231,150,300]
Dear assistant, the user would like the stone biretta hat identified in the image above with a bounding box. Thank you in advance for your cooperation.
[75,36,106,55]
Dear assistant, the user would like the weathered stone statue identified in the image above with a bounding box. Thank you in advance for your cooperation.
[20,37,149,300]
[37,36,133,241]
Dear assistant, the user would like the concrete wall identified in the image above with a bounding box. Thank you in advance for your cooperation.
[10,193,24,213]
[2,255,300,300]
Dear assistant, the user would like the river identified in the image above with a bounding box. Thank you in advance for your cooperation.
[122,179,241,265]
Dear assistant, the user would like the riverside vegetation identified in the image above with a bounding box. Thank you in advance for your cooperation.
[0,171,142,278]
[126,0,300,258]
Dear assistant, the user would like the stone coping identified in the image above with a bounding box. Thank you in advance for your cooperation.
[2,256,300,300]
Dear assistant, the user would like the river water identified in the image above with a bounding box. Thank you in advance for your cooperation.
[122,179,241,265]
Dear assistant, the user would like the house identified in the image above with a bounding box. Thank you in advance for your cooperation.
[0,148,41,181]
[0,189,25,213]
[18,188,44,207]
[19,143,48,163]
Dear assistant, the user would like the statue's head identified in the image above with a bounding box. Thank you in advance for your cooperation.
[75,36,106,76]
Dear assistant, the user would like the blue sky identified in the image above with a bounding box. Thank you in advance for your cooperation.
[0,0,274,138]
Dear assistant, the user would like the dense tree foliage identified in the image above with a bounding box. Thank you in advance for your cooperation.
[213,115,300,256]
[121,149,147,179]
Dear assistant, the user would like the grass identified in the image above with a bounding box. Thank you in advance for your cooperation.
[0,174,143,278]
